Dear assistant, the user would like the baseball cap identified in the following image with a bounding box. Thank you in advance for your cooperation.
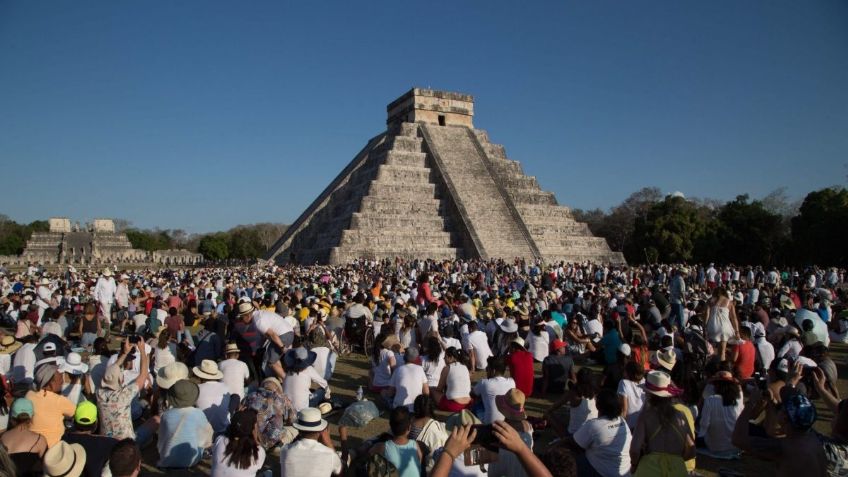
[551,339,566,351]
[74,401,98,425]
[618,343,632,357]
[43,342,57,353]
[11,398,34,418]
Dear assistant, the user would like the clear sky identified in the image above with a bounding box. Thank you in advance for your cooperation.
[1,1,846,233]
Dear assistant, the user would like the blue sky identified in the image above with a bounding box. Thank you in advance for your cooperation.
[1,1,846,233]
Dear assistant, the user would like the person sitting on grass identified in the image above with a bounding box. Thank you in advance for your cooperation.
[368,407,427,477]
[732,362,827,477]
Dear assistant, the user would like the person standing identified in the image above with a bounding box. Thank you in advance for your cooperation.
[94,269,117,331]
[669,268,688,330]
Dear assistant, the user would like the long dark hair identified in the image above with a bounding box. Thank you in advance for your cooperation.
[223,409,260,470]
[713,380,741,407]
[424,336,442,362]
[648,394,682,431]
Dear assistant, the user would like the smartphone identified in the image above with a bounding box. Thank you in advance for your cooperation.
[129,334,140,344]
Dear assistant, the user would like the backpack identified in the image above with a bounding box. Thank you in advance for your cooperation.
[366,452,399,477]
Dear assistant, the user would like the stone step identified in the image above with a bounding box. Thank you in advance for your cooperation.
[339,232,453,247]
[359,195,442,211]
[517,204,574,219]
[527,223,591,235]
[331,247,459,263]
[349,213,447,230]
[383,150,428,168]
[398,123,420,137]
[375,164,432,182]
[507,190,558,205]
[385,136,423,153]
[367,182,436,198]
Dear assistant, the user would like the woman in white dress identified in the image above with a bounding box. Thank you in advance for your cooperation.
[706,287,739,361]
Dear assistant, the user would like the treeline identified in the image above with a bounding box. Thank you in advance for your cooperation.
[0,216,287,261]
[124,222,288,261]
[573,186,848,266]
[0,216,48,255]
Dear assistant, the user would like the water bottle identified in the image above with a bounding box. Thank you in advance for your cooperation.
[356,385,364,401]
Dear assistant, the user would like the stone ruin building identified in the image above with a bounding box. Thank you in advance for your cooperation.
[267,88,625,265]
[0,218,202,267]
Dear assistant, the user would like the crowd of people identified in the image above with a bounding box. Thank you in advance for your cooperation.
[0,259,845,477]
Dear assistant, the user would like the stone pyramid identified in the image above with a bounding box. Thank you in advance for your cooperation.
[266,89,625,265]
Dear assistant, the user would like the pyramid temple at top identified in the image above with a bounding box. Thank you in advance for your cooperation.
[266,88,625,265]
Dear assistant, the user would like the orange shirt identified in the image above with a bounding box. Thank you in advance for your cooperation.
[25,389,76,447]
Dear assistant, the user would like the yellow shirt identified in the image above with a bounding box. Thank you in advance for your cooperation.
[25,389,76,447]
[672,403,696,472]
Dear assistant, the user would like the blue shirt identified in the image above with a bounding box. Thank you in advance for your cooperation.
[600,330,622,365]
[157,407,213,468]
[384,439,421,477]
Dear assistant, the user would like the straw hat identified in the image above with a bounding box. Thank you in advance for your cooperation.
[43,441,86,477]
[380,334,400,349]
[293,407,328,432]
[193,359,224,380]
[0,335,22,355]
[101,364,123,391]
[39,277,51,286]
[102,268,113,277]
[238,301,255,315]
[655,348,677,371]
[496,388,527,420]
[225,342,241,355]
[645,370,677,397]
[510,337,526,349]
[157,362,189,390]
[446,409,481,431]
[318,402,333,415]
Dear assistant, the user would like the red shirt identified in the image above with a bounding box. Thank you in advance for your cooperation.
[734,340,756,380]
[506,349,535,397]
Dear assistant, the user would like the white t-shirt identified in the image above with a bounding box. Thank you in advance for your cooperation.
[283,366,327,412]
[372,349,395,387]
[472,376,516,424]
[445,362,471,400]
[526,332,550,362]
[698,394,743,453]
[211,435,266,477]
[617,379,645,429]
[219,358,250,398]
[280,438,342,477]
[573,416,632,477]
[253,310,293,337]
[389,363,428,410]
[441,337,461,351]
[310,346,331,379]
[421,355,446,387]
[466,331,492,370]
[197,381,232,433]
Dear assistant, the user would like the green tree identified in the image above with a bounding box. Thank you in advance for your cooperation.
[228,228,265,259]
[627,195,712,263]
[198,234,230,261]
[125,229,174,251]
[715,195,785,265]
[791,187,848,265]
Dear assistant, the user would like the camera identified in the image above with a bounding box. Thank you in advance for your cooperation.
[128,334,140,344]
[472,424,499,452]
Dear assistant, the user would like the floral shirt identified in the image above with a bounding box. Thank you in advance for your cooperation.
[242,388,295,448]
[97,384,138,440]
